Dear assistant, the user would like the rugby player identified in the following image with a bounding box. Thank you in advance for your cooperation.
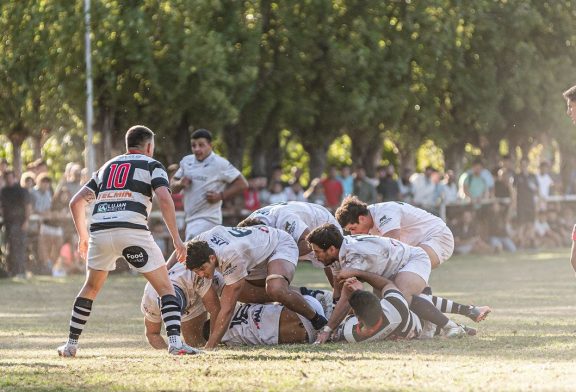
[185,225,328,349]
[563,85,576,274]
[238,201,343,286]
[335,196,490,322]
[307,224,467,343]
[57,125,199,357]
[141,259,223,348]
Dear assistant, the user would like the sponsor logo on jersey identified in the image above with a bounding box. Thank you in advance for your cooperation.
[284,221,296,235]
[97,191,133,200]
[191,175,208,181]
[222,264,238,276]
[252,305,263,329]
[97,202,127,213]
[122,246,148,268]
[379,215,392,226]
[210,234,230,246]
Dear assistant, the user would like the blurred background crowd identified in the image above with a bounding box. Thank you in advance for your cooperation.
[1,154,574,279]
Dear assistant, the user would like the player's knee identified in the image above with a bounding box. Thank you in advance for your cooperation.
[265,274,289,299]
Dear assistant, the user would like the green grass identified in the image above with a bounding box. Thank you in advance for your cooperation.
[2,249,576,391]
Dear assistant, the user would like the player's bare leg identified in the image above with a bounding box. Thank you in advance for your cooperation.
[181,313,208,347]
[419,244,441,269]
[238,279,271,303]
[266,260,327,329]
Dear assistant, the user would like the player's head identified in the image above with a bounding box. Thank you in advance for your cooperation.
[190,128,213,161]
[186,240,217,278]
[306,224,343,266]
[125,125,155,156]
[563,85,576,125]
[237,217,263,228]
[335,195,372,234]
[349,289,385,329]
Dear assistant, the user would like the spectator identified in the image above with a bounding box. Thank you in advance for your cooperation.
[453,209,492,255]
[534,210,562,248]
[304,178,326,206]
[167,164,184,211]
[27,159,48,176]
[439,169,459,205]
[353,166,377,204]
[268,165,287,191]
[0,170,32,278]
[337,165,354,197]
[485,202,517,253]
[285,179,306,202]
[321,167,343,210]
[376,164,400,202]
[514,158,538,249]
[289,166,305,188]
[243,176,261,212]
[494,168,514,199]
[20,171,36,191]
[257,176,271,206]
[536,161,554,211]
[57,163,83,197]
[398,167,414,203]
[268,181,288,204]
[31,173,59,274]
[411,166,440,212]
[461,159,490,207]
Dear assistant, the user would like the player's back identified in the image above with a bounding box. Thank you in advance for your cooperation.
[195,225,281,273]
[339,234,413,278]
[222,303,283,346]
[87,153,169,232]
[368,202,446,245]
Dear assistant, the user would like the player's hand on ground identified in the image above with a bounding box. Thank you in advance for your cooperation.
[314,330,331,345]
[78,237,89,260]
[174,238,187,262]
[204,191,222,203]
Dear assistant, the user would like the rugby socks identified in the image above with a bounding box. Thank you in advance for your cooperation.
[310,312,328,329]
[67,297,93,346]
[161,294,183,348]
[431,296,472,317]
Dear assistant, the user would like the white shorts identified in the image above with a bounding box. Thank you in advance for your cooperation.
[421,226,454,265]
[245,231,299,282]
[87,228,165,273]
[398,247,431,284]
[185,219,218,241]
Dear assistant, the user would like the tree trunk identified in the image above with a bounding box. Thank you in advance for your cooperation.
[9,129,27,177]
[222,124,245,171]
[397,146,416,175]
[443,142,465,174]
[303,139,330,180]
[351,131,383,177]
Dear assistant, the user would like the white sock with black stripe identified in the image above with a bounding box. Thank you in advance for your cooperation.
[67,297,93,346]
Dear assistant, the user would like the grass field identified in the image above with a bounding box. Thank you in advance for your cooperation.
[2,249,576,391]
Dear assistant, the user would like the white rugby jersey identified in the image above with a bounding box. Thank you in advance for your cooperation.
[246,201,342,264]
[367,202,448,245]
[221,303,282,346]
[194,225,284,285]
[174,152,241,224]
[141,263,224,323]
[336,234,413,277]
[85,153,169,232]
[332,289,422,343]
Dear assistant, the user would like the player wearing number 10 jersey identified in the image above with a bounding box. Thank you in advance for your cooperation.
[57,125,199,358]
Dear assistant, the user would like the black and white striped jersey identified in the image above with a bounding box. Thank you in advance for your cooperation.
[84,153,169,232]
[332,289,422,343]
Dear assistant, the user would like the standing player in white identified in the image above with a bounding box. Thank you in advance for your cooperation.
[237,201,342,285]
[57,125,199,357]
[185,225,328,349]
[563,85,576,275]
[170,129,248,240]
[336,196,490,322]
[141,258,223,348]
[307,224,467,343]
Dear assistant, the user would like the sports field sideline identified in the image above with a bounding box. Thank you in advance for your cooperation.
[1,249,576,391]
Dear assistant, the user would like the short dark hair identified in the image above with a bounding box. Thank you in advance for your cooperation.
[125,125,154,149]
[563,85,576,102]
[191,128,213,143]
[335,195,369,227]
[306,223,344,250]
[349,290,384,328]
[237,217,263,228]
[185,240,215,270]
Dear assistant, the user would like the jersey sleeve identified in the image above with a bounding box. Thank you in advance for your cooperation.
[219,158,242,183]
[277,215,308,242]
[220,253,248,285]
[193,274,213,298]
[373,205,401,234]
[149,161,170,190]
[85,170,100,194]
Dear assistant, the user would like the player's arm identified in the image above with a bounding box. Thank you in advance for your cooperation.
[155,186,186,262]
[337,268,392,292]
[297,228,313,257]
[165,250,178,270]
[204,279,245,349]
[144,318,167,349]
[170,175,190,194]
[201,285,221,335]
[69,187,95,260]
[570,225,576,274]
[316,280,352,344]
[224,175,248,200]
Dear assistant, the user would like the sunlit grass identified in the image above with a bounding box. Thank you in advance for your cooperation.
[1,249,575,391]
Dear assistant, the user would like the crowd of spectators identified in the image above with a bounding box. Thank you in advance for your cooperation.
[1,153,575,278]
